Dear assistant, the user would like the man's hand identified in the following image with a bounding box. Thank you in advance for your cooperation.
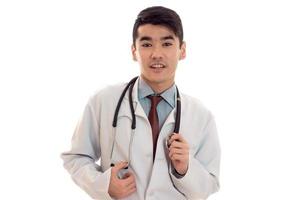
[168,133,190,175]
[108,162,136,199]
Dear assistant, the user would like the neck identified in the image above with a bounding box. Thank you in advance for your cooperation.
[141,75,174,94]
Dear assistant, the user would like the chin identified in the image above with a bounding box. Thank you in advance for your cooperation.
[151,78,168,84]
[142,73,170,84]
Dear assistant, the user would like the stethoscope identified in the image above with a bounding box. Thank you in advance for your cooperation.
[110,76,181,172]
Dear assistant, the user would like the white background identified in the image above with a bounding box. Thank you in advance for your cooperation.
[0,0,300,199]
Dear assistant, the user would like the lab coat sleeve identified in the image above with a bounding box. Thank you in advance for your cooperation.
[61,100,113,200]
[170,114,221,200]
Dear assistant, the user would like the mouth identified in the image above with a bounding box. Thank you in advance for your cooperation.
[149,63,166,69]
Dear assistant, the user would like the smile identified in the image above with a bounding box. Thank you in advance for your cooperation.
[150,63,166,68]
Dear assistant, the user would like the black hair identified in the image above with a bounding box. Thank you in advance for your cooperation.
[132,6,184,47]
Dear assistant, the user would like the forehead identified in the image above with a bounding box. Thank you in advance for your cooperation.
[136,24,177,41]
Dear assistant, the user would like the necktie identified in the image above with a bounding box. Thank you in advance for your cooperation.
[147,95,162,161]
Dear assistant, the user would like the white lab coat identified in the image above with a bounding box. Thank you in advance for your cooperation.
[61,77,221,200]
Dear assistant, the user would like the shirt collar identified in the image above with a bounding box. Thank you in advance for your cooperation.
[138,76,176,108]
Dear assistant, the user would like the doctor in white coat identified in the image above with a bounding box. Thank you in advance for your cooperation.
[61,6,220,200]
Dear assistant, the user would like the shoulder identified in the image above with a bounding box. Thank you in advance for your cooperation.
[87,82,127,110]
[181,92,213,120]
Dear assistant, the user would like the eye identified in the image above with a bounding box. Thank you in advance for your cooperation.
[141,43,152,47]
[163,42,173,47]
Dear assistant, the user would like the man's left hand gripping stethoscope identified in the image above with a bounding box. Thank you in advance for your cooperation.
[110,76,181,178]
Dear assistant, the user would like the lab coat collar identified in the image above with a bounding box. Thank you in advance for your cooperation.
[120,76,181,125]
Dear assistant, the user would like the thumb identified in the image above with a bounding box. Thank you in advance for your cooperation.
[112,161,128,173]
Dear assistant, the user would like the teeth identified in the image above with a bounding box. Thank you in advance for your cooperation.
[151,64,164,68]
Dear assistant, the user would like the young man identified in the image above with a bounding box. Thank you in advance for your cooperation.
[61,6,220,200]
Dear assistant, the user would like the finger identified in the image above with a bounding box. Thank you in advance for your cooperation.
[125,179,136,190]
[118,186,136,199]
[169,151,188,160]
[120,178,135,189]
[121,172,135,185]
[170,154,187,161]
[167,133,181,147]
[169,142,189,152]
[169,134,187,144]
[124,186,137,197]
[169,147,188,156]
[169,140,189,149]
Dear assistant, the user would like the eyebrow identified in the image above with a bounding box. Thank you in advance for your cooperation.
[161,35,175,41]
[139,35,175,42]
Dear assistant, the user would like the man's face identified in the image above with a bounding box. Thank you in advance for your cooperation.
[132,24,186,88]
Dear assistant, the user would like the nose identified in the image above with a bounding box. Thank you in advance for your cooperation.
[150,46,163,60]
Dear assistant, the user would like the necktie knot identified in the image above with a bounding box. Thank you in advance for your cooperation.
[147,95,162,107]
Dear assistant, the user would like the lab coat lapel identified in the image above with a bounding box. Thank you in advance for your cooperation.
[163,109,175,127]
[118,77,148,120]
[131,77,148,119]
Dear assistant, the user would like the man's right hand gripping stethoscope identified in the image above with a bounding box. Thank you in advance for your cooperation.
[108,161,137,199]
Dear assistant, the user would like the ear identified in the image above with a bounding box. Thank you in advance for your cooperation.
[179,41,186,60]
[131,44,137,61]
